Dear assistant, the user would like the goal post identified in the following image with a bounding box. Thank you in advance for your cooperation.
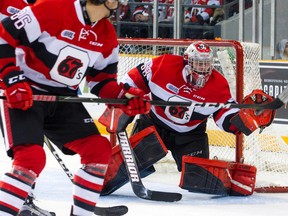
[114,38,288,192]
[117,38,247,162]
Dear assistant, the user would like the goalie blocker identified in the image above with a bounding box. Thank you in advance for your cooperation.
[179,156,256,196]
[101,126,168,195]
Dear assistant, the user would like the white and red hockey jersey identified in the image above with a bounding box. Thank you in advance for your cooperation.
[121,54,239,134]
[0,0,122,99]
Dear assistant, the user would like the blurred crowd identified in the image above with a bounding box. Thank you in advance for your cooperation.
[111,0,253,39]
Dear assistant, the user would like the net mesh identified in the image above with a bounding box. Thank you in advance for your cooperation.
[117,39,288,191]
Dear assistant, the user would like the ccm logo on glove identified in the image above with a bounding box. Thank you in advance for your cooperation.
[7,74,26,86]
[0,67,33,110]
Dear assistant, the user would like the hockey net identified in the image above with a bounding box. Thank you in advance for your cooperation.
[116,38,288,192]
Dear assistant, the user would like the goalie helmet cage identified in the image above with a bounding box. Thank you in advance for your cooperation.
[114,38,288,193]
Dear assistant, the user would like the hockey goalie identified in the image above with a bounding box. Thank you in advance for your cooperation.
[99,41,276,197]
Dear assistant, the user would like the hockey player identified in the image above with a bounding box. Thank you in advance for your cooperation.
[0,0,150,216]
[0,1,55,216]
[101,41,276,197]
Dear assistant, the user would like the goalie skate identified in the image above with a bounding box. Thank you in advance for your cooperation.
[17,195,56,216]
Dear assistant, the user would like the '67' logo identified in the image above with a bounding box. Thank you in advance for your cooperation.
[58,56,83,79]
[50,46,89,86]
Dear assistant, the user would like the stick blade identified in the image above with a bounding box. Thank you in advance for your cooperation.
[134,186,182,202]
[94,205,128,216]
[131,180,182,202]
[148,190,182,202]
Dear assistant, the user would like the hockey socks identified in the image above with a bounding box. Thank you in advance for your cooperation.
[72,163,107,216]
[0,165,36,215]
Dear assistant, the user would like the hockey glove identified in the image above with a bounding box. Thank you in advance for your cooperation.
[118,83,151,116]
[230,89,276,135]
[0,66,33,110]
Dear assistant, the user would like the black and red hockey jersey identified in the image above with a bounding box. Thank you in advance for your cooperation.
[121,54,239,134]
[0,0,122,98]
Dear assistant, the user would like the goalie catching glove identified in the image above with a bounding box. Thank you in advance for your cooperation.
[0,65,33,110]
[230,89,276,136]
[113,83,151,116]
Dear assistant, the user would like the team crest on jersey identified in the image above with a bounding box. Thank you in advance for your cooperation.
[50,46,89,86]
[61,30,75,40]
[179,85,193,94]
[79,28,103,47]
[167,83,179,94]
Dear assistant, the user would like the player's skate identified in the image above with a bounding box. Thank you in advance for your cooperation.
[18,194,56,216]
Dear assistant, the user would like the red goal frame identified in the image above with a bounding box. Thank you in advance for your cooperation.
[117,38,245,163]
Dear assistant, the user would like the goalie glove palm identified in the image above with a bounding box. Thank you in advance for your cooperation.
[230,89,276,136]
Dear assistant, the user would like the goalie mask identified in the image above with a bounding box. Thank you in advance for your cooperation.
[184,42,213,89]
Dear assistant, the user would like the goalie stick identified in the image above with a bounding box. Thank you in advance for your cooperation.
[43,137,128,216]
[116,115,182,202]
[1,86,287,109]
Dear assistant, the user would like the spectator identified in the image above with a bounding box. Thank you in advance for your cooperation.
[202,3,224,39]
[129,0,150,37]
[159,0,175,38]
[165,0,175,22]
[110,3,131,37]
[183,0,220,39]
[278,39,288,60]
[129,0,167,38]
[110,4,131,22]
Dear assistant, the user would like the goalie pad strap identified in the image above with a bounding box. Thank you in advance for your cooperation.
[230,163,257,196]
[129,126,168,155]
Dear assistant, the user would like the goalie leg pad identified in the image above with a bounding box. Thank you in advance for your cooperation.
[101,126,168,195]
[230,163,257,196]
[101,145,129,196]
[179,156,257,196]
[179,156,232,196]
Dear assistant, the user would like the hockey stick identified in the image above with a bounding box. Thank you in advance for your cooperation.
[116,115,182,202]
[1,87,287,109]
[43,137,128,216]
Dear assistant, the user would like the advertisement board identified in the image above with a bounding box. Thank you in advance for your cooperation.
[260,61,288,124]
